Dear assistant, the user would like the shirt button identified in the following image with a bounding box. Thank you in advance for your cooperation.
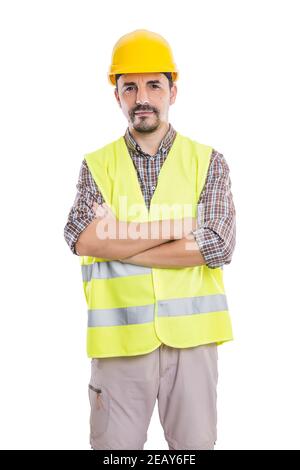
[152,186,156,191]
[150,156,154,161]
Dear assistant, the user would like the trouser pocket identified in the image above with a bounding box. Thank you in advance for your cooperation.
[88,383,110,440]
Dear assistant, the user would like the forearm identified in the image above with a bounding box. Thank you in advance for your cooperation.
[76,217,196,259]
[120,234,206,268]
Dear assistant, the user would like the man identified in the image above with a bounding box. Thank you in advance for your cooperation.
[64,29,236,450]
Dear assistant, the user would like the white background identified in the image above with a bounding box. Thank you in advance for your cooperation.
[0,0,299,450]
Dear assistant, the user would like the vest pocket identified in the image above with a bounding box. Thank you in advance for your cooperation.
[88,383,110,439]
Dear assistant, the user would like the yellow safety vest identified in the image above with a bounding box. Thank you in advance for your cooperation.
[80,131,234,358]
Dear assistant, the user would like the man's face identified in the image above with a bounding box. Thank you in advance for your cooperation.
[114,72,177,133]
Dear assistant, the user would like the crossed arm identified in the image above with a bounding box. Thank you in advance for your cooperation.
[75,202,204,268]
[65,152,236,269]
[119,234,206,268]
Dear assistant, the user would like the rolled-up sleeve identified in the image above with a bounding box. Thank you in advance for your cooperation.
[192,149,236,268]
[63,159,105,255]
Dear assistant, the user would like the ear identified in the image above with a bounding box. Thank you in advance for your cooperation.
[169,83,177,105]
[114,88,122,108]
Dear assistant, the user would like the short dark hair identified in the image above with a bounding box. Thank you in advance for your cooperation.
[115,72,173,91]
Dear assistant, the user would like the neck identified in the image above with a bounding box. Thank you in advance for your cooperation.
[129,122,170,157]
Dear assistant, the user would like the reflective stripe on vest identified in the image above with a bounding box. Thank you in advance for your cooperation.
[81,260,151,282]
[82,260,223,282]
[88,294,227,327]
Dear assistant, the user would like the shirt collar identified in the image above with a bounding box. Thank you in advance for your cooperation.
[123,122,177,157]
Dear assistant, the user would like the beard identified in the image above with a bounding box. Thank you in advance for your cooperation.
[129,108,160,133]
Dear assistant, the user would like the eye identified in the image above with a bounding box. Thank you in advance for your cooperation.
[151,84,160,88]
[125,86,134,92]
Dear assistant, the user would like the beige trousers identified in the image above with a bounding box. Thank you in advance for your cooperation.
[88,342,218,450]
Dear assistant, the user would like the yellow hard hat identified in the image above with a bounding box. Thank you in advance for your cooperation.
[108,29,179,86]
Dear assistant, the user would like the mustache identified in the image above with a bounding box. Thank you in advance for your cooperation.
[134,107,156,113]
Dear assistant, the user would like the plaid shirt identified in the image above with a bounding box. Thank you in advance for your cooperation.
[64,123,236,268]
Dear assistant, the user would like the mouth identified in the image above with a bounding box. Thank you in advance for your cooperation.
[135,111,154,116]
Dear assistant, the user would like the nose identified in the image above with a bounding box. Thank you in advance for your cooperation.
[136,86,150,106]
